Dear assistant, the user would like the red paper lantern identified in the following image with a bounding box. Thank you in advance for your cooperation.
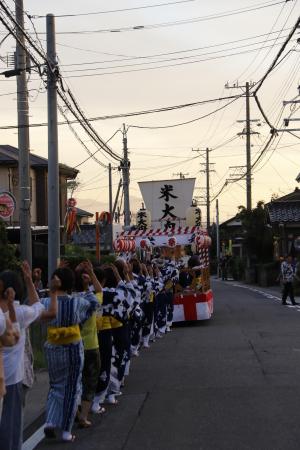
[113,239,124,252]
[140,238,150,250]
[128,240,136,252]
[168,236,177,248]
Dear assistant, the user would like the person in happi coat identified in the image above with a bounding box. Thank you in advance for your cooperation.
[112,259,138,386]
[129,259,152,354]
[42,267,99,442]
[92,264,131,409]
[151,263,166,338]
[141,262,156,347]
[160,259,179,332]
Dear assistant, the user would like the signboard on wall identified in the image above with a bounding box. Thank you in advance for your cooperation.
[0,191,16,220]
[138,178,196,230]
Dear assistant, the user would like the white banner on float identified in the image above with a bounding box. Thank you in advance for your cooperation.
[138,178,196,228]
[134,233,196,247]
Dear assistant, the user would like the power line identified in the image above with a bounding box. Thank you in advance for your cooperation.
[0,94,241,130]
[61,34,292,73]
[128,95,243,129]
[0,1,124,164]
[32,1,287,34]
[73,129,121,169]
[30,0,196,18]
[63,39,297,78]
[59,28,292,66]
[254,12,300,93]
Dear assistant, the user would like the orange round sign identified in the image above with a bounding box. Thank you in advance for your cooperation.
[0,191,16,219]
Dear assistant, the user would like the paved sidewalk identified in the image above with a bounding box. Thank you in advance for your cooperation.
[24,370,48,439]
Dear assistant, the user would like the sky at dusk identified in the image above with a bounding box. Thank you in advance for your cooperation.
[0,0,299,223]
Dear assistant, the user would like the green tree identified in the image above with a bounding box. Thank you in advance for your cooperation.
[237,201,273,263]
[0,220,18,271]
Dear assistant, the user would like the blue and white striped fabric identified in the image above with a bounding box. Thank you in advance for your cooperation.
[42,292,98,433]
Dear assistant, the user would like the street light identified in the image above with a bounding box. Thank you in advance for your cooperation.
[1,68,24,77]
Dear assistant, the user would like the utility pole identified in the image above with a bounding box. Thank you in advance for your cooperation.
[245,82,252,211]
[216,199,220,277]
[173,172,189,179]
[108,163,113,251]
[193,148,215,231]
[122,124,131,230]
[47,14,60,278]
[15,0,32,265]
[278,86,300,132]
[225,80,259,211]
[205,147,210,229]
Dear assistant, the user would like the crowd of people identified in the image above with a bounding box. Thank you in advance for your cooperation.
[0,255,181,448]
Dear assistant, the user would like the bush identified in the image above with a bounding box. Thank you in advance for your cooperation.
[62,244,115,269]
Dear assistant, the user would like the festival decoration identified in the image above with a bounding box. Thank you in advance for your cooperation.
[99,211,111,225]
[0,191,16,220]
[136,205,151,230]
[65,198,79,237]
[113,239,125,252]
[128,239,136,252]
[195,235,212,249]
[113,238,137,253]
[195,235,205,248]
[140,238,151,250]
[167,236,177,248]
[186,205,202,227]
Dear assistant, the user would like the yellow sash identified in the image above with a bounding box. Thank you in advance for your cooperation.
[47,324,81,345]
[96,316,123,331]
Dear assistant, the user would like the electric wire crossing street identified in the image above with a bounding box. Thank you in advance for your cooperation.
[0,1,300,449]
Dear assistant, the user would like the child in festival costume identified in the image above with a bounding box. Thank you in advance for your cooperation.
[0,262,58,450]
[74,260,103,428]
[92,264,130,410]
[112,259,141,386]
[129,259,152,355]
[42,266,98,443]
[151,263,165,339]
[160,259,179,332]
[141,262,156,348]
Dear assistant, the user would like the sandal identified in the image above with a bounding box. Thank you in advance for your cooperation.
[78,419,92,429]
[62,434,76,443]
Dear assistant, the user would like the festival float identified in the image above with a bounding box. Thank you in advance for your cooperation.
[113,178,213,322]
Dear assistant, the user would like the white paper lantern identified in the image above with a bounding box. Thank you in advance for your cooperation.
[186,205,202,227]
[136,207,151,230]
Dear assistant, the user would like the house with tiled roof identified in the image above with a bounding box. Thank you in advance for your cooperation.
[266,188,300,256]
[0,144,78,226]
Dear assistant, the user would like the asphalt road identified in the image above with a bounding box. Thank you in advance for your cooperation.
[36,280,300,450]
